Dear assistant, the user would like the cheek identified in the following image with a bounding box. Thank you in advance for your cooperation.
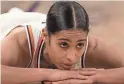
[82,47,87,55]
[82,46,86,53]
[76,47,86,57]
[48,44,65,63]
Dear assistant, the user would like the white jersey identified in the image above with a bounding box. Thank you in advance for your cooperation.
[0,10,46,40]
[0,11,46,68]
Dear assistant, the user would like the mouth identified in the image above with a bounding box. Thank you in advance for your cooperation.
[60,64,75,70]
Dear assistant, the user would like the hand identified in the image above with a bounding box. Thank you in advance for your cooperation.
[45,68,96,82]
[49,68,104,84]
[51,79,94,84]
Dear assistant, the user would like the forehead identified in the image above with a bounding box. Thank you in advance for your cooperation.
[52,29,87,39]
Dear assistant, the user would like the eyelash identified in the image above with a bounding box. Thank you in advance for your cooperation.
[76,43,84,49]
[59,42,84,49]
[59,42,68,48]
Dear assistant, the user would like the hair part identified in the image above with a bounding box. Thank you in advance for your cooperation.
[46,1,89,35]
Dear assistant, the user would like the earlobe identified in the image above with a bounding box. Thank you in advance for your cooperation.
[42,28,48,37]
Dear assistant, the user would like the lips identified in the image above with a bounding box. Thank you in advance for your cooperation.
[64,63,74,66]
[61,64,75,70]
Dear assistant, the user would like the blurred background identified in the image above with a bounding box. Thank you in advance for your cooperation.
[1,1,124,51]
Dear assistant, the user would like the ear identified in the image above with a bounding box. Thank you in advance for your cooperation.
[42,28,50,44]
[42,28,48,38]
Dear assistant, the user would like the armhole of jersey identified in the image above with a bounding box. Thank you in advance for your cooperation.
[25,25,34,68]
[33,35,44,68]
[37,39,45,68]
[81,36,89,68]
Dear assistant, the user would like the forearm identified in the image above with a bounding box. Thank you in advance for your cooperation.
[96,67,124,84]
[1,65,49,84]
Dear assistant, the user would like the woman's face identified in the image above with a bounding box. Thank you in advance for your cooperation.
[44,29,88,70]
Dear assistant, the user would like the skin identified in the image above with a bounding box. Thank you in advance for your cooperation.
[86,35,124,69]
[1,26,95,84]
[43,29,88,70]
[1,26,124,84]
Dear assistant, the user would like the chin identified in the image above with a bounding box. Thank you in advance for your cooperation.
[56,65,65,70]
[56,64,74,70]
[55,64,65,70]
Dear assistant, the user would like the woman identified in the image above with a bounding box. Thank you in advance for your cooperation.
[1,1,124,84]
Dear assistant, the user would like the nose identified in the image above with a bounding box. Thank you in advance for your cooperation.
[66,50,77,64]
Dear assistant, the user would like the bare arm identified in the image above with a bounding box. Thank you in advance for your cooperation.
[86,36,124,83]
[1,27,30,67]
[86,35,124,68]
[1,65,49,84]
[95,67,124,84]
[1,27,47,84]
[2,65,96,84]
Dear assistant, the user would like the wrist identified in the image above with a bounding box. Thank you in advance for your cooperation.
[38,68,48,81]
[94,70,106,83]
[38,68,54,81]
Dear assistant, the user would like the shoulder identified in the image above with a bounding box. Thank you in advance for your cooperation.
[8,26,28,53]
[87,35,107,54]
[15,26,30,54]
[87,35,98,53]
[1,26,30,67]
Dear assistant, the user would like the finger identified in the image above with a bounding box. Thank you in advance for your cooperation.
[53,79,94,84]
[80,68,96,71]
[44,81,52,84]
[68,73,89,80]
[57,70,94,81]
[96,68,105,70]
[79,70,96,76]
[71,68,78,71]
[66,70,95,79]
[71,68,96,71]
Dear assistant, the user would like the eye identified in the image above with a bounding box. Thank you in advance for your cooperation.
[59,42,68,48]
[77,43,84,49]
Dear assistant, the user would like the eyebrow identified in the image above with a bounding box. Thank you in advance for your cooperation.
[57,38,86,42]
